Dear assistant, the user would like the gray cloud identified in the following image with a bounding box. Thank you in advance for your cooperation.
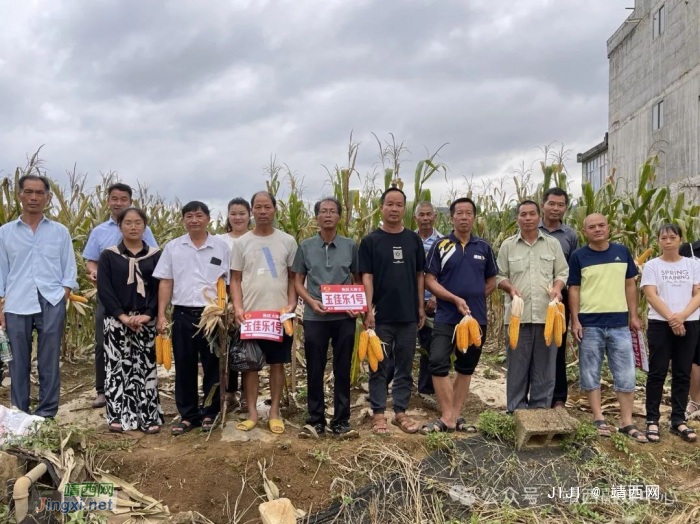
[0,0,627,214]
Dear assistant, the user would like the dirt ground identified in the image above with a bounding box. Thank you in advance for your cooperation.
[2,346,699,523]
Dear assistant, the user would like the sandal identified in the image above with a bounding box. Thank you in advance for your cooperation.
[269,418,285,434]
[108,423,124,434]
[456,417,477,433]
[645,421,660,443]
[392,413,419,434]
[143,425,161,435]
[172,421,195,436]
[670,423,697,442]
[236,419,257,431]
[420,419,455,434]
[202,417,217,431]
[593,419,612,438]
[372,413,390,435]
[686,400,700,421]
[618,424,648,443]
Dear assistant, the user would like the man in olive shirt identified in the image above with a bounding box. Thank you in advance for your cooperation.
[538,187,578,408]
[497,200,568,413]
[293,197,360,439]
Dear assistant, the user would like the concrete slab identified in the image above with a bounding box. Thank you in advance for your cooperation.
[221,400,277,443]
[56,392,106,430]
[514,408,577,450]
[259,498,296,524]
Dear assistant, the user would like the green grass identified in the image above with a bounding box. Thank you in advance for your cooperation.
[477,410,516,443]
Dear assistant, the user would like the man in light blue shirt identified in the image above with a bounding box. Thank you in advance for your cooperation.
[415,202,442,401]
[0,175,78,417]
[82,183,158,408]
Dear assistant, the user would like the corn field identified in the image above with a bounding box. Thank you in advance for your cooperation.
[3,138,697,358]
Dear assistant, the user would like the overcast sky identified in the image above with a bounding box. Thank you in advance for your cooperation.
[0,0,629,215]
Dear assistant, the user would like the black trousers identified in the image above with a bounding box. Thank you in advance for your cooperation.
[304,318,356,427]
[417,312,435,395]
[172,306,220,423]
[646,320,699,423]
[552,288,570,405]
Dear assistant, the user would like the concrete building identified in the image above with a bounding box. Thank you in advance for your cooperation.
[578,0,700,193]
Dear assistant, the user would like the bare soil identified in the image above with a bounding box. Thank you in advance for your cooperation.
[2,346,700,523]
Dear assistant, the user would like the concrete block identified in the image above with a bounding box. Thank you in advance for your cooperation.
[514,408,577,450]
[0,451,23,496]
[259,498,296,524]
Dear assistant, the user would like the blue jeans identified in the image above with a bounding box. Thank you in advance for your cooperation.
[579,326,636,393]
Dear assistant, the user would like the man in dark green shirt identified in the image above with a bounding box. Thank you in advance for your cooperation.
[293,197,360,438]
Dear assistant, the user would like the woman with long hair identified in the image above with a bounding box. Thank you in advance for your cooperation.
[97,208,163,433]
[217,198,252,411]
[642,223,700,443]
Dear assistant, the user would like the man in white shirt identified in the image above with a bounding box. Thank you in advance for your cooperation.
[154,201,230,436]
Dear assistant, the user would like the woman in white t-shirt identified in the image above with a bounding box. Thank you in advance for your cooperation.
[641,224,700,443]
[216,197,251,411]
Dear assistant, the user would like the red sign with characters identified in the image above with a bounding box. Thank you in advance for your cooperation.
[320,285,368,312]
[240,311,283,341]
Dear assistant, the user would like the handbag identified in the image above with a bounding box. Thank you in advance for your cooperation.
[228,329,264,372]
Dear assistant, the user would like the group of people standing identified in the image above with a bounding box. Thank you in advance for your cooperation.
[1,176,699,444]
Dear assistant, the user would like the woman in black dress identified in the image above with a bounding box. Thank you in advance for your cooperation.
[97,207,163,433]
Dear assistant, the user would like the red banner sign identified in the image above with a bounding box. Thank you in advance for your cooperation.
[320,285,368,312]
[240,311,283,342]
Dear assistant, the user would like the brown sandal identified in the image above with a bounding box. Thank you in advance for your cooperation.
[372,414,390,435]
[392,413,419,434]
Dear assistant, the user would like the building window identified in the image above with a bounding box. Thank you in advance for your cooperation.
[585,152,608,192]
[652,99,664,131]
[653,5,665,38]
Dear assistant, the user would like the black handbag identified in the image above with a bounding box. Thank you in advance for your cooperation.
[228,329,264,372]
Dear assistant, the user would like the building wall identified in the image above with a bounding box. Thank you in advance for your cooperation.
[607,0,699,193]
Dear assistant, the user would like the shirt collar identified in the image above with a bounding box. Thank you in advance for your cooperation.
[181,233,214,248]
[118,240,149,258]
[317,232,337,247]
[517,229,547,244]
[17,215,50,227]
[538,219,564,233]
[447,231,477,245]
[415,228,441,241]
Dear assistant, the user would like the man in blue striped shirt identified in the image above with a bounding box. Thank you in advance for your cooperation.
[83,183,158,408]
[415,202,441,403]
[0,175,78,417]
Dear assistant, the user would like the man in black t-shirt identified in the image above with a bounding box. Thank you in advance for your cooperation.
[360,188,426,435]
[680,241,700,420]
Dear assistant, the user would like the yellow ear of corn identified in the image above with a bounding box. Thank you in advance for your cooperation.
[368,349,379,372]
[557,302,566,335]
[544,303,556,346]
[554,313,563,347]
[280,306,294,336]
[635,247,654,265]
[162,337,172,370]
[217,277,226,309]
[68,294,88,303]
[358,330,369,361]
[455,322,470,352]
[369,332,384,362]
[155,335,164,365]
[509,317,520,349]
[468,318,481,348]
